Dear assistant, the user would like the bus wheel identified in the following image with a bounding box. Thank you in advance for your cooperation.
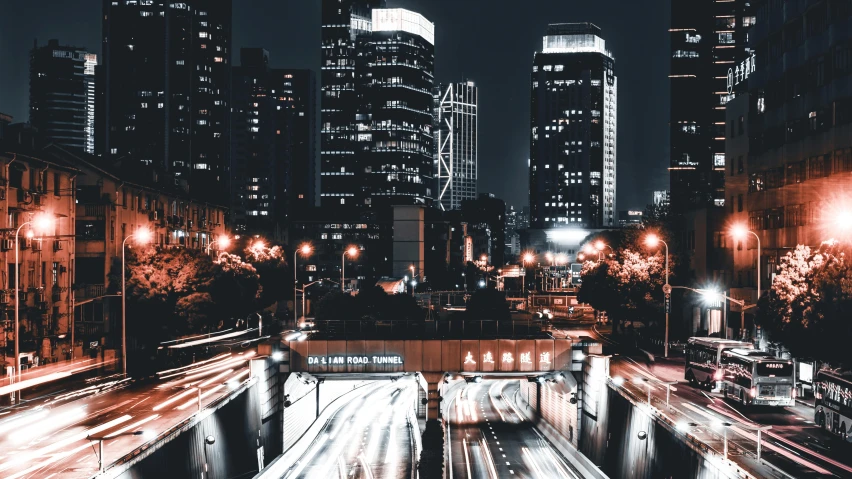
[686,371,697,387]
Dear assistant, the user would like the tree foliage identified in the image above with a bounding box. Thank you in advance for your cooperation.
[465,289,511,321]
[757,242,852,367]
[244,244,291,310]
[314,287,424,323]
[110,247,260,347]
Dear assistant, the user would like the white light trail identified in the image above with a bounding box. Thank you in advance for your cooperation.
[105,414,160,439]
[176,385,225,411]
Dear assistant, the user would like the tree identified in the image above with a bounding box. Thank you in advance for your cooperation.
[757,242,852,367]
[243,244,291,311]
[315,291,359,323]
[466,289,511,321]
[111,247,260,347]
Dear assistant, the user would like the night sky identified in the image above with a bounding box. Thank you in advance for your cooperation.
[0,0,670,212]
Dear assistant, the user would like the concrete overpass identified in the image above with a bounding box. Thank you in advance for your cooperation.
[283,338,581,420]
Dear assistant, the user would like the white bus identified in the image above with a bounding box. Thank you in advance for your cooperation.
[815,369,852,441]
[720,349,795,407]
[685,337,754,389]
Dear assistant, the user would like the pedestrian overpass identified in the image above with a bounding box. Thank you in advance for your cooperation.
[283,338,582,419]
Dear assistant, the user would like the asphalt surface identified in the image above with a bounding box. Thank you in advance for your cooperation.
[565,323,852,478]
[283,378,418,479]
[0,349,256,479]
[447,379,581,479]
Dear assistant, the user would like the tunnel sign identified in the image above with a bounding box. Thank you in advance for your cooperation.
[307,355,403,366]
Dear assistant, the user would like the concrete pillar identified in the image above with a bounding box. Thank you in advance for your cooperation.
[420,372,445,421]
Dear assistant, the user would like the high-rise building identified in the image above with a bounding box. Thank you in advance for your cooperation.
[529,23,617,230]
[101,0,232,198]
[362,8,435,208]
[727,0,852,312]
[29,39,97,154]
[231,48,317,240]
[320,2,434,208]
[435,81,478,211]
[320,0,384,207]
[276,68,318,210]
[669,0,755,213]
[653,190,670,207]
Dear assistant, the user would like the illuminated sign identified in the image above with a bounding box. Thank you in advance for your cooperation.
[763,363,785,369]
[540,352,551,364]
[464,236,473,262]
[502,352,514,363]
[307,355,402,366]
[483,352,494,364]
[727,52,756,94]
[627,211,643,216]
[520,352,532,364]
[464,352,476,364]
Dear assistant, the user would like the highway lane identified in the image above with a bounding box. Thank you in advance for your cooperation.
[448,379,581,479]
[608,349,852,478]
[0,349,256,479]
[284,378,418,479]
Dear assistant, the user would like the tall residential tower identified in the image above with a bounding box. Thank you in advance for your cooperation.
[29,40,97,154]
[101,0,232,198]
[529,23,617,229]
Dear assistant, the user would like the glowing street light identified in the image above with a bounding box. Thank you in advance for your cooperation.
[121,227,152,377]
[13,213,55,401]
[644,233,671,357]
[341,246,359,292]
[206,234,231,255]
[294,243,313,322]
[730,223,761,301]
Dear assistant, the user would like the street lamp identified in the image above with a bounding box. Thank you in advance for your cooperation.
[730,224,761,301]
[644,233,671,358]
[88,430,147,474]
[206,234,231,255]
[13,213,54,401]
[341,246,359,292]
[294,243,312,322]
[122,227,152,377]
[522,252,535,311]
[595,240,615,258]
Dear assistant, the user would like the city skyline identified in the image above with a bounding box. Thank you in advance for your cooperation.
[0,0,670,212]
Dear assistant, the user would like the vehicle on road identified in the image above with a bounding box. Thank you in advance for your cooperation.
[720,348,795,407]
[684,337,753,389]
[814,369,852,441]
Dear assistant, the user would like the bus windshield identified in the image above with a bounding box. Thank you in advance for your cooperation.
[756,362,793,377]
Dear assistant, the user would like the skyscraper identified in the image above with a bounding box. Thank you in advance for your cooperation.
[529,23,617,230]
[320,0,385,207]
[435,81,478,211]
[29,39,97,154]
[669,0,754,213]
[320,2,435,208]
[362,8,435,207]
[230,48,316,240]
[101,0,232,198]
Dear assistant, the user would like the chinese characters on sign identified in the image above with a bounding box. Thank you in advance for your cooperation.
[520,352,532,364]
[727,52,756,94]
[502,352,514,363]
[464,352,476,364]
[483,352,494,364]
[540,352,551,364]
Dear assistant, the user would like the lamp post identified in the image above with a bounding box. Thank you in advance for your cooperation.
[88,430,146,474]
[522,252,535,311]
[293,243,312,323]
[205,234,231,256]
[121,228,152,377]
[644,233,670,357]
[13,213,54,402]
[409,265,415,294]
[341,246,358,292]
[731,224,761,301]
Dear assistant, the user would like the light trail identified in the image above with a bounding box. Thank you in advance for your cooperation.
[155,353,232,379]
[176,385,225,410]
[284,433,329,479]
[13,407,87,443]
[197,368,234,388]
[479,437,499,479]
[105,414,160,438]
[152,388,199,411]
[167,328,257,348]
[462,437,473,479]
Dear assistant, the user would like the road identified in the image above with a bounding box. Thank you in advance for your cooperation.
[576,324,852,478]
[0,349,255,479]
[283,378,418,479]
[447,379,581,479]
